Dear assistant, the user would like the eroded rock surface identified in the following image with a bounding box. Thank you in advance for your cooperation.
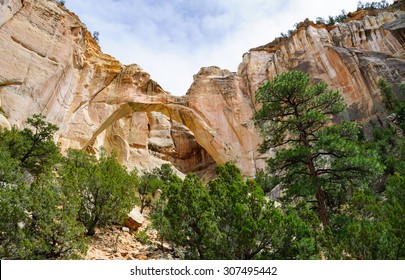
[0,0,217,175]
[240,11,405,122]
[1,0,405,177]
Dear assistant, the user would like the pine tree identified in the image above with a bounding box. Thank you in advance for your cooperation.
[254,70,383,227]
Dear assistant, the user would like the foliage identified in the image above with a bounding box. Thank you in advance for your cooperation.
[0,115,142,258]
[254,169,275,194]
[0,116,86,259]
[368,80,405,178]
[0,178,29,259]
[0,114,60,177]
[207,163,281,259]
[152,163,324,259]
[327,79,405,260]
[0,175,87,260]
[378,79,405,131]
[136,164,179,214]
[260,203,327,259]
[92,31,100,43]
[152,172,217,259]
[254,70,383,227]
[137,173,161,214]
[316,10,347,25]
[254,71,344,151]
[331,190,388,259]
[357,0,390,10]
[61,149,136,236]
[384,174,405,259]
[331,176,405,260]
[0,146,23,187]
[280,29,294,38]
[134,229,150,245]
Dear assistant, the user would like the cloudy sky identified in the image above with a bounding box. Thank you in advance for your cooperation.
[64,0,391,96]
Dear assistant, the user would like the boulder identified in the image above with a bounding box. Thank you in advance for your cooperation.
[124,208,144,230]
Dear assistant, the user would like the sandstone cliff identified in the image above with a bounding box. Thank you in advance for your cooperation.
[241,9,405,122]
[0,0,219,176]
[1,0,405,177]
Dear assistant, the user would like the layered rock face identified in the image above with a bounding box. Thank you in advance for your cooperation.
[185,67,266,176]
[240,10,405,122]
[0,0,218,176]
[1,0,405,177]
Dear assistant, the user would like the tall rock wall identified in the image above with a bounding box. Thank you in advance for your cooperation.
[1,0,405,177]
[0,0,217,176]
[239,11,405,122]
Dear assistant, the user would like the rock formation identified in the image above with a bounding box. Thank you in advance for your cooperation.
[241,10,405,122]
[1,0,405,177]
[0,0,219,176]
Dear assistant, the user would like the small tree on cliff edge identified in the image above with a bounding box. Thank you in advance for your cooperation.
[254,70,383,228]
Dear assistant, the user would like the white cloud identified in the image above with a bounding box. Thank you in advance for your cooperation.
[65,0,392,95]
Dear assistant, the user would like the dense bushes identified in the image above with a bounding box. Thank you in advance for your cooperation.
[0,114,60,177]
[151,163,328,259]
[0,116,137,259]
[61,149,136,236]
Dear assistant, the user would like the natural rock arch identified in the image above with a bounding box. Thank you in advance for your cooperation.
[83,100,230,166]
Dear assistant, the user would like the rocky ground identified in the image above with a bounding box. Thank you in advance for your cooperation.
[85,211,176,260]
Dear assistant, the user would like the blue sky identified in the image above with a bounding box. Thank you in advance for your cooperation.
[65,0,391,96]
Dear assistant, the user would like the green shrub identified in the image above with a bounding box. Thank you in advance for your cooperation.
[152,163,301,260]
[61,149,136,236]
[134,229,150,245]
[0,116,87,259]
[0,114,60,177]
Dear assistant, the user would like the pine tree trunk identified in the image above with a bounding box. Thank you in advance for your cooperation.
[307,158,329,228]
[316,187,329,228]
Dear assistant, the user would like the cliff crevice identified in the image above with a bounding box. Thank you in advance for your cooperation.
[0,0,24,29]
